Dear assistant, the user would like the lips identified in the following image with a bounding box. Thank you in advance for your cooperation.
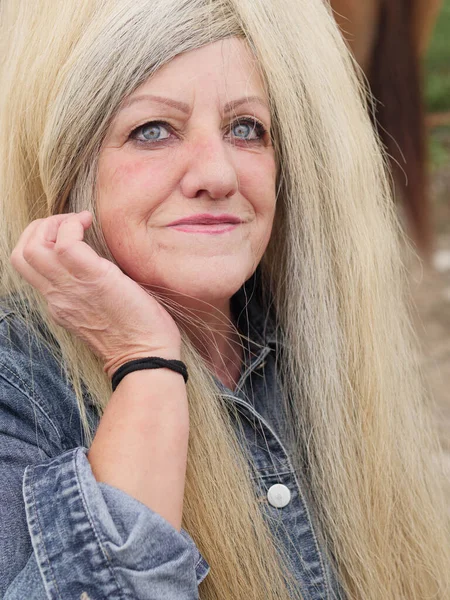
[167,213,242,226]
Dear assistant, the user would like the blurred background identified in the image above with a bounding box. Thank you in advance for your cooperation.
[332,0,450,487]
[415,0,450,477]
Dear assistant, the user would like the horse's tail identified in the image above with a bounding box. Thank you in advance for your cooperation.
[369,0,431,255]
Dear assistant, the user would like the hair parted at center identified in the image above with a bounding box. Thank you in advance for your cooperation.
[1,0,449,598]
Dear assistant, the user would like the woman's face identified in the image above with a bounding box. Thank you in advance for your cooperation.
[97,37,276,305]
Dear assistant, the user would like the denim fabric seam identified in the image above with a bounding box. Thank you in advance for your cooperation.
[194,555,204,569]
[73,448,125,597]
[288,467,331,600]
[0,363,62,444]
[23,464,64,600]
[235,346,271,392]
[252,469,294,480]
[222,393,332,600]
[193,546,210,573]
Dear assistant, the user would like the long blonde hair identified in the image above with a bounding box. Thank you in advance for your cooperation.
[1,0,449,598]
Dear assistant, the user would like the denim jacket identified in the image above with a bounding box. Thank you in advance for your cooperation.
[0,277,343,599]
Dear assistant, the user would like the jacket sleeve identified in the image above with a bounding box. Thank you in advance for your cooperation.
[0,368,209,600]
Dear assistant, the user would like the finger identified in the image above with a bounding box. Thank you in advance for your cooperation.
[10,219,51,283]
[12,219,44,257]
[44,211,93,245]
[10,220,54,291]
[17,215,79,277]
[40,212,88,245]
[9,249,51,293]
[54,213,107,279]
[53,212,92,248]
[77,210,93,229]
[10,212,94,292]
[12,214,77,261]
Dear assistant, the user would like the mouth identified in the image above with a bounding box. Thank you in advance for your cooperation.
[167,223,240,235]
[166,213,242,234]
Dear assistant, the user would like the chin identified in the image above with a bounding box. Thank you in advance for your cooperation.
[147,266,251,308]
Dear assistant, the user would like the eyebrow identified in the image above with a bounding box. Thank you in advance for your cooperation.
[223,96,269,114]
[119,94,269,115]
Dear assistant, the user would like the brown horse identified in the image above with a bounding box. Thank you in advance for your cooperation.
[331,0,442,254]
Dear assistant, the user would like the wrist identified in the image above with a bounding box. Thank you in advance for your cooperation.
[104,347,182,380]
[108,368,190,429]
[112,366,188,390]
[111,357,188,391]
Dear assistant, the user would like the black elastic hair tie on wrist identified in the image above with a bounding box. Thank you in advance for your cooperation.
[111,357,188,391]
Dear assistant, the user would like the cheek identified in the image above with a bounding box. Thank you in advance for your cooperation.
[96,153,177,267]
[96,152,176,219]
[237,153,276,215]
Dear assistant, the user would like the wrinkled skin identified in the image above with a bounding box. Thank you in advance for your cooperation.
[10,212,182,376]
[10,38,276,379]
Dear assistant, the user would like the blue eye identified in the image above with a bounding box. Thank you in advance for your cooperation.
[132,122,171,142]
[231,118,266,141]
[129,118,267,146]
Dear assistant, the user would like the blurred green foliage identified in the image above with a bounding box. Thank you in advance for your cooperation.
[425,0,450,113]
[429,127,450,170]
[425,0,450,169]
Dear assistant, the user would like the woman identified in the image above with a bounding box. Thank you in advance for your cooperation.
[0,0,449,598]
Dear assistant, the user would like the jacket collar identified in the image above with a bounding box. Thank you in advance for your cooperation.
[230,268,277,350]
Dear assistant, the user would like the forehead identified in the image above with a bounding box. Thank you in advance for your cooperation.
[126,37,268,108]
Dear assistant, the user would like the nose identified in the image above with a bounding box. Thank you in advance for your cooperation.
[180,135,239,200]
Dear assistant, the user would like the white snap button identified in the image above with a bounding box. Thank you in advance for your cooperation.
[267,484,291,508]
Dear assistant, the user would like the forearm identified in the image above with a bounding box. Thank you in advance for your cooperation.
[87,368,189,531]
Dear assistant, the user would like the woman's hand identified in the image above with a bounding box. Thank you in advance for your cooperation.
[11,212,190,529]
[10,211,182,377]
